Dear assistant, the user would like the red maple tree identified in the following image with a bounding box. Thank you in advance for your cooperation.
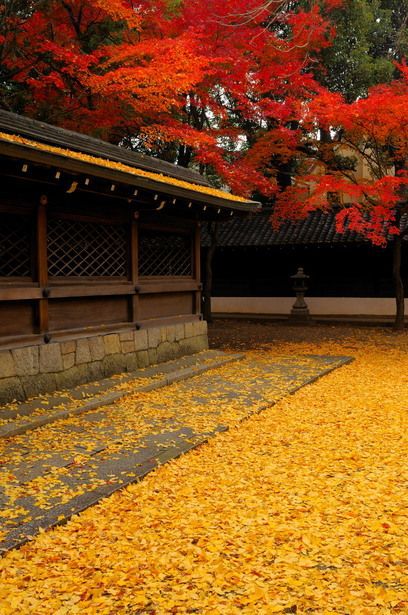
[273,65,408,328]
[0,0,337,196]
[0,1,209,133]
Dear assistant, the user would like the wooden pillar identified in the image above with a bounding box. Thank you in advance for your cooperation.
[194,221,202,317]
[130,210,140,324]
[36,194,49,336]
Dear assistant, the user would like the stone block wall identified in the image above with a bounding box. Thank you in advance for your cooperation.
[0,320,208,404]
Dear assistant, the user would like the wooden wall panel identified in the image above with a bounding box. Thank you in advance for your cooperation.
[49,297,130,331]
[0,302,35,336]
[0,173,203,344]
[139,292,193,320]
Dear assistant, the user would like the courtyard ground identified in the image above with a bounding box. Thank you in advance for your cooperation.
[0,320,407,613]
[0,349,347,552]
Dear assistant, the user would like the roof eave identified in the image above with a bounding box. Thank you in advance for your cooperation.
[0,138,260,214]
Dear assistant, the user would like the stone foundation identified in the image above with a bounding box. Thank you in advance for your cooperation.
[0,320,208,404]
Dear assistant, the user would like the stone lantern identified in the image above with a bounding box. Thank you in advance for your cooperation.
[290,267,310,321]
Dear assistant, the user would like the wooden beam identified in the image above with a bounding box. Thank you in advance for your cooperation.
[0,287,42,301]
[46,284,134,298]
[0,142,258,212]
[36,195,49,335]
[138,280,200,294]
[129,211,140,324]
[194,222,202,316]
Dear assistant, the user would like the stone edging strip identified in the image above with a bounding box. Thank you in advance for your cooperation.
[0,353,244,440]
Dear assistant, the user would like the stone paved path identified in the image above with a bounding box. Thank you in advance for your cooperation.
[0,352,351,552]
[0,350,240,438]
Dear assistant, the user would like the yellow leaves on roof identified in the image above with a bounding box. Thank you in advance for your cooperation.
[0,131,253,205]
[0,331,408,613]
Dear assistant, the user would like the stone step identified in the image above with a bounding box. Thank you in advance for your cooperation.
[0,320,209,405]
[0,350,243,439]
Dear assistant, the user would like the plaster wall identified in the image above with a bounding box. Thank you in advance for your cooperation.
[212,296,406,317]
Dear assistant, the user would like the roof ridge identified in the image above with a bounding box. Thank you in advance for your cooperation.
[0,109,210,187]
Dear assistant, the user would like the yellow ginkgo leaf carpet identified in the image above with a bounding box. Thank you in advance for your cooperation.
[0,325,407,614]
[0,352,348,553]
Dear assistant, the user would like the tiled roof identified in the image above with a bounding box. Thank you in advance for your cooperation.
[0,110,210,187]
[0,110,261,211]
[202,209,365,247]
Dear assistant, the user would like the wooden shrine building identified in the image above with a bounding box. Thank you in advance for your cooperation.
[0,111,259,403]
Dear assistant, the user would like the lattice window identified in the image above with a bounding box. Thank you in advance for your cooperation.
[47,218,128,277]
[139,231,192,277]
[0,213,32,277]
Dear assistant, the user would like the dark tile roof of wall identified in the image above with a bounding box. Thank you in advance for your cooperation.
[202,209,365,247]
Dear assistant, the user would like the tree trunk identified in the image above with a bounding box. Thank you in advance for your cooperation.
[392,236,405,330]
[177,144,192,168]
[202,222,218,323]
